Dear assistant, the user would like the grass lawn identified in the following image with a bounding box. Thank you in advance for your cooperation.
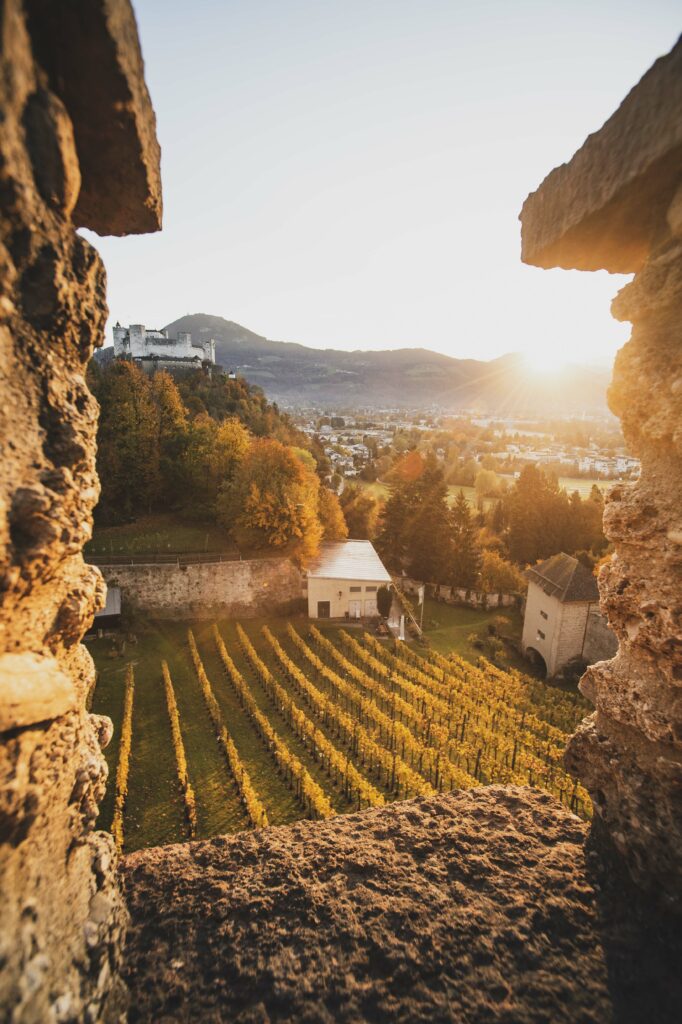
[356,479,489,511]
[416,597,528,672]
[86,513,236,556]
[557,476,618,498]
[356,476,619,511]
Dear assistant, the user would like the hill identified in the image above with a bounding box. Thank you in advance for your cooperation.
[94,314,609,413]
[159,314,609,413]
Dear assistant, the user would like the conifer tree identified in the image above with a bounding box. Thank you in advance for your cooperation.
[450,490,482,588]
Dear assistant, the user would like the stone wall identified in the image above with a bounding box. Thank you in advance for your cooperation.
[521,35,682,907]
[0,2,161,1020]
[582,608,619,667]
[401,578,519,609]
[98,558,303,619]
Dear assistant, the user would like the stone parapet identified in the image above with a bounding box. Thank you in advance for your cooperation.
[0,0,161,1019]
[520,37,682,906]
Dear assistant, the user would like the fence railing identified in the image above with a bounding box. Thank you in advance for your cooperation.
[86,551,242,567]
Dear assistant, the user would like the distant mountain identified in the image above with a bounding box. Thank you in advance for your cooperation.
[105,313,611,414]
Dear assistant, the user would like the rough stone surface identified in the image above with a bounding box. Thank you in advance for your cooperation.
[520,35,682,272]
[520,38,682,906]
[0,653,76,731]
[24,0,163,236]
[98,557,303,619]
[0,1,161,1020]
[122,787,682,1023]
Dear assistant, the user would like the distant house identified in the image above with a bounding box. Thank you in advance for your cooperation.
[307,541,391,620]
[522,553,616,677]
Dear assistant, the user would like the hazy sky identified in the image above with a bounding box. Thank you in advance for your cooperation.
[86,1,680,369]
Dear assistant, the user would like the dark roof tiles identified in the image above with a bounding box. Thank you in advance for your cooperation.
[526,552,599,603]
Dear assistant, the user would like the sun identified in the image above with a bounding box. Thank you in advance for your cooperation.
[521,349,569,376]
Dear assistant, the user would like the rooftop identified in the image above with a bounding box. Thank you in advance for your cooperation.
[526,553,599,604]
[308,540,392,582]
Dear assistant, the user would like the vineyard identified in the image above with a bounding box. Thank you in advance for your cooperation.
[88,617,591,853]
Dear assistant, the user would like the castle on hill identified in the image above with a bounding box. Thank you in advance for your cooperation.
[112,322,218,374]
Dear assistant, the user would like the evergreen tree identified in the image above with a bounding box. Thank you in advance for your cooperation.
[340,485,379,539]
[374,485,411,569]
[450,490,482,588]
[404,457,453,583]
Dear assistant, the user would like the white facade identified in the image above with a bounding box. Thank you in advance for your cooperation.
[112,323,216,364]
[307,540,391,619]
[522,581,594,677]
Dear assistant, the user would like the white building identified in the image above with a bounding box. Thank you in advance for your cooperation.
[307,540,391,620]
[112,323,216,365]
[522,553,603,677]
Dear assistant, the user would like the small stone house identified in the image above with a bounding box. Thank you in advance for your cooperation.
[522,553,612,677]
[307,540,391,619]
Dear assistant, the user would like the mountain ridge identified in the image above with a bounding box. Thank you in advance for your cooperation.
[101,313,610,414]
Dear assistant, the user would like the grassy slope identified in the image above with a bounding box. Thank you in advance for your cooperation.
[86,513,236,556]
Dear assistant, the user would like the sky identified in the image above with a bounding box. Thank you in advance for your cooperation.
[85,1,681,370]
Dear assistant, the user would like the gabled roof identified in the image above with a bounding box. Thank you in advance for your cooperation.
[308,541,391,582]
[525,553,599,604]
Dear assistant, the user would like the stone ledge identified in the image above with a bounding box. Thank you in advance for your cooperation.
[520,35,682,273]
[121,787,681,1022]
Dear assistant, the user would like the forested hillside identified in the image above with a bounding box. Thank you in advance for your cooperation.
[159,313,610,413]
[87,361,346,561]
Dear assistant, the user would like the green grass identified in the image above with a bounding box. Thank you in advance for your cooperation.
[557,476,617,498]
[356,479,489,510]
[88,620,249,852]
[86,513,236,556]
[417,597,527,670]
[356,476,617,510]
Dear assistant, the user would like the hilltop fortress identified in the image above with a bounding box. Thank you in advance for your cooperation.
[113,322,217,371]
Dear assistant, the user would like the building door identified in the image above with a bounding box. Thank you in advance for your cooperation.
[364,598,377,617]
[349,599,362,619]
[317,601,330,618]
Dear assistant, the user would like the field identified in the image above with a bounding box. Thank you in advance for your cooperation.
[357,480,490,510]
[86,514,236,557]
[356,476,617,509]
[88,615,591,854]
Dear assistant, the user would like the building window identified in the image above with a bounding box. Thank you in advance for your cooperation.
[537,629,546,640]
[350,586,361,593]
[540,610,548,620]
[365,585,377,592]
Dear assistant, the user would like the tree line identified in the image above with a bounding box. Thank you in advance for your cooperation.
[365,453,607,591]
[88,361,346,562]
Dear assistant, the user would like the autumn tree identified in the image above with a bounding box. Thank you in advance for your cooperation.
[150,371,188,505]
[340,485,380,539]
[217,438,323,563]
[94,360,160,519]
[318,486,348,541]
[479,550,526,594]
